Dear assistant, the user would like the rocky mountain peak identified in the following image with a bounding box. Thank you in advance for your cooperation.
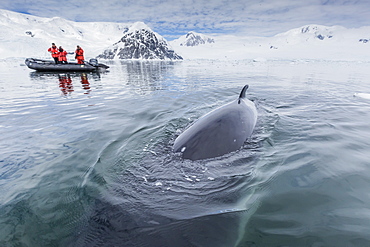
[177,31,215,46]
[97,22,183,60]
[300,25,334,40]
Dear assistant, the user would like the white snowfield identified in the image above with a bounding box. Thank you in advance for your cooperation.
[1,9,370,61]
[0,9,130,59]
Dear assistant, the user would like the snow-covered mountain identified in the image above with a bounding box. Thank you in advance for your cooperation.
[0,9,129,59]
[171,31,215,46]
[1,9,370,61]
[267,24,351,47]
[171,24,370,61]
[264,24,370,60]
[97,22,182,60]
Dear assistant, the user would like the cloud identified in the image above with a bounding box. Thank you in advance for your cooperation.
[1,0,370,39]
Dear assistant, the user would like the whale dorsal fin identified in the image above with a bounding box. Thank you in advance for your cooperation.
[238,85,249,104]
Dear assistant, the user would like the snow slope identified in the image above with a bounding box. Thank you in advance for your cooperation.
[0,9,129,59]
[170,24,370,61]
[1,9,370,61]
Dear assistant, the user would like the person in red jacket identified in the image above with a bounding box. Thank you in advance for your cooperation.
[48,43,59,63]
[58,46,68,64]
[75,45,84,64]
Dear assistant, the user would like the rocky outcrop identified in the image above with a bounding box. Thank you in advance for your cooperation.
[300,25,333,40]
[181,32,215,46]
[172,31,215,47]
[97,22,182,60]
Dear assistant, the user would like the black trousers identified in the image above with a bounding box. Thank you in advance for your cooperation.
[53,57,59,63]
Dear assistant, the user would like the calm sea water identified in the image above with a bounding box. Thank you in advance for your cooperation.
[1,58,370,247]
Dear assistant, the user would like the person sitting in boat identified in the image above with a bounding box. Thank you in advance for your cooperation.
[58,46,68,64]
[48,43,59,64]
[75,45,84,64]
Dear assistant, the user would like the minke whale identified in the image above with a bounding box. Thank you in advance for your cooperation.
[173,85,257,160]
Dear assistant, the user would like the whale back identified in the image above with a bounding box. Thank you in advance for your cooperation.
[173,85,257,160]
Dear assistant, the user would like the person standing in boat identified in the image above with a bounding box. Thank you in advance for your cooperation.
[58,46,68,64]
[75,45,84,64]
[48,43,59,63]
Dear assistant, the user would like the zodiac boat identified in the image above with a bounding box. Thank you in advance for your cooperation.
[25,58,109,72]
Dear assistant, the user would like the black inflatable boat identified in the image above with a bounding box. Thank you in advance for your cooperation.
[25,58,109,72]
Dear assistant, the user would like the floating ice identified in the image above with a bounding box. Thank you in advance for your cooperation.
[354,93,370,100]
[155,181,162,186]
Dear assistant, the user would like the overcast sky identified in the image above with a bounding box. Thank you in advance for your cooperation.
[1,0,369,39]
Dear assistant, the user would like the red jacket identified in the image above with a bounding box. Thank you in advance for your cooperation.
[58,50,67,61]
[48,46,59,58]
[75,48,84,60]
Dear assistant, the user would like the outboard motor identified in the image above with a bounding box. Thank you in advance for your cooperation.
[89,58,98,66]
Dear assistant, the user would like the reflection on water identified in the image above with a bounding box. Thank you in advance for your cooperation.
[117,60,178,94]
[29,71,98,97]
[27,61,178,97]
[80,73,90,94]
[58,74,74,96]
